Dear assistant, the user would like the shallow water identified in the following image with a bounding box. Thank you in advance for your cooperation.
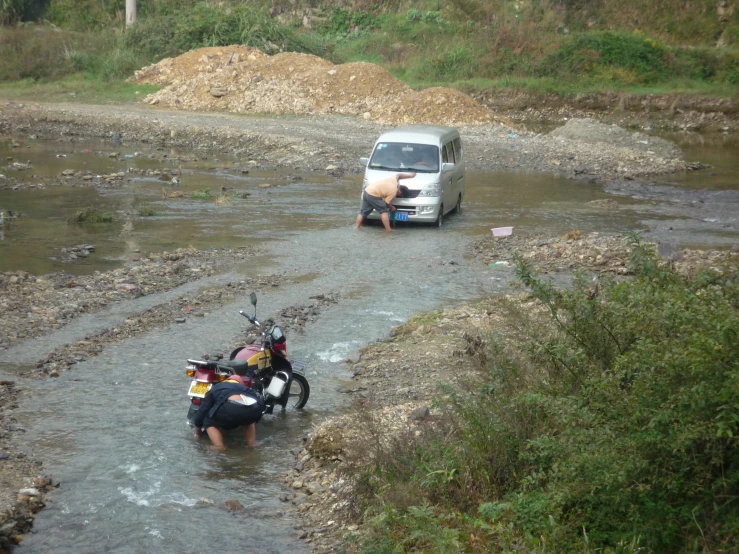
[1,133,737,553]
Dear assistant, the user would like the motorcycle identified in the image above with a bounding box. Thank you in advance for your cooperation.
[185,293,310,425]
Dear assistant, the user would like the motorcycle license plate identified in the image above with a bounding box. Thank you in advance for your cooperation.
[188,381,211,398]
[394,211,408,221]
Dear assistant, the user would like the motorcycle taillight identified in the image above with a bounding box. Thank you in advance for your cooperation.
[192,398,202,405]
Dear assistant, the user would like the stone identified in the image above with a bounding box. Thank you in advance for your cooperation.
[306,482,325,495]
[209,87,228,98]
[224,499,244,511]
[0,522,16,536]
[410,406,430,420]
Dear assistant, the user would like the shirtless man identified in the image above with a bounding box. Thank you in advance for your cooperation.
[356,172,416,231]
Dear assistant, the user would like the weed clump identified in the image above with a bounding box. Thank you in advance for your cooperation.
[67,207,113,223]
[190,188,212,200]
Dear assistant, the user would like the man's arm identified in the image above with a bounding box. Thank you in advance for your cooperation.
[192,392,213,429]
[385,173,417,204]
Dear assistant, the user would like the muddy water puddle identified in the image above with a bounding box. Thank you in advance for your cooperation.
[1,136,654,276]
[3,134,738,553]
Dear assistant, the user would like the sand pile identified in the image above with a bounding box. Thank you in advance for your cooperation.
[133,46,509,127]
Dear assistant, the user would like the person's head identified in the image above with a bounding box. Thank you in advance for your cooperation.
[226,374,246,385]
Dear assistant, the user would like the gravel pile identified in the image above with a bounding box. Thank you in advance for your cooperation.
[549,118,683,159]
[134,46,508,127]
[0,246,259,352]
[282,297,533,552]
[470,231,737,275]
[34,273,285,377]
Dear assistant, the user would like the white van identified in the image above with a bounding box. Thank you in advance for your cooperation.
[360,124,465,227]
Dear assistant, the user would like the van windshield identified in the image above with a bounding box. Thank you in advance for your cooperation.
[368,143,440,173]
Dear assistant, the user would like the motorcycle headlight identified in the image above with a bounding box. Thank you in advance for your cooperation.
[418,183,440,197]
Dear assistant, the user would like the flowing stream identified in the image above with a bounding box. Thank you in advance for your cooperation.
[0,132,736,552]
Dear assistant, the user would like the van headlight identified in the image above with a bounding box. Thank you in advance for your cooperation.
[418,183,440,197]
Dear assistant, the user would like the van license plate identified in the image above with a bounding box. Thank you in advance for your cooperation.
[394,212,408,221]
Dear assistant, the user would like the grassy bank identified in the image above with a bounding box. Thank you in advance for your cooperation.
[347,237,739,553]
[0,0,737,102]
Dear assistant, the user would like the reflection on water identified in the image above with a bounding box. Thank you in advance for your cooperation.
[654,132,739,191]
[2,136,654,275]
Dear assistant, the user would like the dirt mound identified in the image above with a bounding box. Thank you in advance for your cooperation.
[549,118,682,159]
[133,46,510,127]
[134,46,268,87]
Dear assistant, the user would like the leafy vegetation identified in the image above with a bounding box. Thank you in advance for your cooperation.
[0,0,736,99]
[190,188,212,200]
[67,207,114,223]
[348,235,739,552]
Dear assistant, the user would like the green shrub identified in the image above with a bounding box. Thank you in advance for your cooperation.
[68,207,114,223]
[540,31,670,84]
[318,7,383,40]
[136,205,159,217]
[123,3,324,59]
[356,235,739,552]
[190,188,212,200]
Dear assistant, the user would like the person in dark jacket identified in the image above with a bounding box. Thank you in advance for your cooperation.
[192,371,265,450]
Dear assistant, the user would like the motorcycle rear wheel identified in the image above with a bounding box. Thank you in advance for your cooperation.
[282,374,310,410]
[186,404,199,426]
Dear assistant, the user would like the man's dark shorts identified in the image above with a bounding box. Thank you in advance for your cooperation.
[203,400,264,431]
[360,192,389,217]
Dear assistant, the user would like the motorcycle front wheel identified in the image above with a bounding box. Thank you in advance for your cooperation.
[281,374,310,410]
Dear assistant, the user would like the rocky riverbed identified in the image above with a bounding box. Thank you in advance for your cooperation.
[0,100,732,552]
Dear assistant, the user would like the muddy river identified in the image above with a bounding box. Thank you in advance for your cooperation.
[0,132,737,552]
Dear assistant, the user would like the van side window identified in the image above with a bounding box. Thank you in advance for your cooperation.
[453,138,462,161]
[445,142,455,163]
[442,144,449,163]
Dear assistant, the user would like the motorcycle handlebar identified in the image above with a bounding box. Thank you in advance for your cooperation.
[239,310,261,327]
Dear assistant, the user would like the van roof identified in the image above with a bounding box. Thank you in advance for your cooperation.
[375,124,459,146]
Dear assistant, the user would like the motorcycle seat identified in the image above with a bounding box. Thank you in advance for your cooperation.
[215,359,249,374]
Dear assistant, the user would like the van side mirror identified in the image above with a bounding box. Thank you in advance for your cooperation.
[360,157,369,166]
[442,162,455,171]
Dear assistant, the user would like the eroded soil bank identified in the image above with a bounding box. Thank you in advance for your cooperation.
[470,89,739,134]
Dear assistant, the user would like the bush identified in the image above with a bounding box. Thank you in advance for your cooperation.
[540,31,670,84]
[68,207,114,223]
[190,188,212,200]
[356,235,739,552]
[122,3,323,59]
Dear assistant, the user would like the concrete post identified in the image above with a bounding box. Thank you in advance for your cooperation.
[126,0,137,27]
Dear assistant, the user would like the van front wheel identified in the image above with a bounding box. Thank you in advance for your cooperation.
[435,206,443,228]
